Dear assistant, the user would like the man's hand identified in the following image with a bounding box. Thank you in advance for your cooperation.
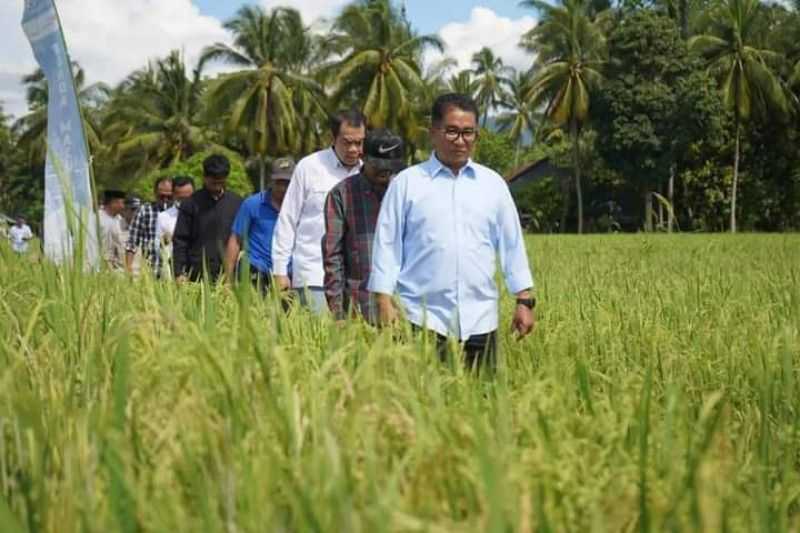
[125,251,135,274]
[376,293,398,326]
[274,274,291,291]
[224,235,241,285]
[511,304,535,339]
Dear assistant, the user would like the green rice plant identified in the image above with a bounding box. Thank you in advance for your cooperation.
[0,234,797,532]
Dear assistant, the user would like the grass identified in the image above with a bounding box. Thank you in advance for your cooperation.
[0,234,798,532]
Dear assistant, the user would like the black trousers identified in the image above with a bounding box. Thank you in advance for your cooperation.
[413,325,497,371]
[248,265,272,295]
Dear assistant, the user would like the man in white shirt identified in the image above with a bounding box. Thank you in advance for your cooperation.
[272,110,366,313]
[156,176,194,279]
[98,190,126,270]
[8,216,33,254]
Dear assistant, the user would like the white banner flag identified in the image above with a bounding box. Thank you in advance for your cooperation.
[22,0,98,267]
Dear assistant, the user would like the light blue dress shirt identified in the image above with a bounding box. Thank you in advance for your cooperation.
[368,154,534,340]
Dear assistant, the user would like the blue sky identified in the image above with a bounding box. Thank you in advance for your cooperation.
[1,1,537,118]
[193,0,533,34]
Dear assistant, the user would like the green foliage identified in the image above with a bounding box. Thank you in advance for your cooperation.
[126,149,254,200]
[496,71,539,155]
[596,11,681,184]
[473,129,516,176]
[595,10,728,227]
[2,0,800,232]
[522,0,607,232]
[326,0,443,141]
[1,235,799,530]
[511,176,564,232]
[0,105,13,189]
[0,105,43,227]
[201,5,324,171]
[103,51,210,179]
[470,47,512,127]
[690,0,790,231]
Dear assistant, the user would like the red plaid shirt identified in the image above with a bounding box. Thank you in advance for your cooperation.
[323,173,384,322]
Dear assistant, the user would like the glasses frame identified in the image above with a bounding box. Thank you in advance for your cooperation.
[437,127,479,143]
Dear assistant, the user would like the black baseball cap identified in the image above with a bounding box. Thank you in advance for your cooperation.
[364,129,406,172]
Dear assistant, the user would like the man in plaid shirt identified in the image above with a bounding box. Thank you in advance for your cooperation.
[125,177,174,276]
[323,129,406,322]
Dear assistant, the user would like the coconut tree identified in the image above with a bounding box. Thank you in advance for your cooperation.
[14,62,107,167]
[497,70,540,167]
[470,47,513,127]
[400,58,458,161]
[447,69,479,100]
[103,51,210,178]
[200,6,321,189]
[324,0,443,135]
[690,0,789,232]
[521,0,606,233]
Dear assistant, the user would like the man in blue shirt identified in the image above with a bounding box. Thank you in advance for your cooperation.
[224,157,294,293]
[368,93,536,369]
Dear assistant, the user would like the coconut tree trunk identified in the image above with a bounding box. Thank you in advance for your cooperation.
[644,190,653,232]
[571,119,583,234]
[259,157,266,192]
[668,163,675,233]
[559,176,571,233]
[679,0,689,39]
[731,121,740,233]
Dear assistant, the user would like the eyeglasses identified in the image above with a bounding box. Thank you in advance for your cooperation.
[438,127,478,143]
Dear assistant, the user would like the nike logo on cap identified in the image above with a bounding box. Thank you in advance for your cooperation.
[378,142,401,154]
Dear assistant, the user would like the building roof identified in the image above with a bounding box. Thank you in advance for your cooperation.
[504,157,570,189]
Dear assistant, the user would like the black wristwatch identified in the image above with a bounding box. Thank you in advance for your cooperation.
[516,297,536,310]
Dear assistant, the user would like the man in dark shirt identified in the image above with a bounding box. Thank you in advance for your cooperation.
[323,129,406,323]
[173,154,243,282]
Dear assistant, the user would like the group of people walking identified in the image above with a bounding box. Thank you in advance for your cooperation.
[97,93,537,368]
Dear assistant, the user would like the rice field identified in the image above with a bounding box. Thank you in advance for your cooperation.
[0,234,798,532]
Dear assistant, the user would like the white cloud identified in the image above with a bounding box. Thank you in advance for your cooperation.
[0,0,231,119]
[432,7,537,74]
[260,0,350,25]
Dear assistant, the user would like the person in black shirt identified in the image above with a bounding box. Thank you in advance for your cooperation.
[173,154,243,282]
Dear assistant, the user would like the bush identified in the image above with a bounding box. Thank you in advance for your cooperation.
[126,149,254,200]
[511,176,564,233]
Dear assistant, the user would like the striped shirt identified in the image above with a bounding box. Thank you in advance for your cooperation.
[125,202,161,274]
[323,173,384,322]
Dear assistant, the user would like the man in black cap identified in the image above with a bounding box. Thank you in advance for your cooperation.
[173,154,243,282]
[98,189,127,270]
[322,129,406,323]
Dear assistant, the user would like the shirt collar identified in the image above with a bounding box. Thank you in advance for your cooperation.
[425,152,476,179]
[328,146,362,171]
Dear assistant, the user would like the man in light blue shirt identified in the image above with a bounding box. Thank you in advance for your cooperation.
[368,93,536,369]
